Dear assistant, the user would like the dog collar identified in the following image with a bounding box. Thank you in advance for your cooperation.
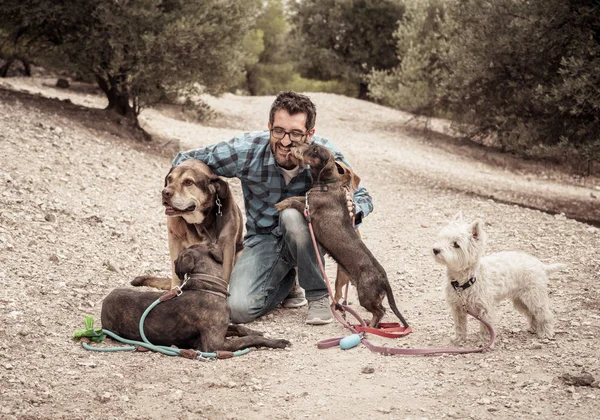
[451,277,476,291]
[311,179,338,192]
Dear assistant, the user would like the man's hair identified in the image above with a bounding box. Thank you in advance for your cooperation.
[269,91,317,130]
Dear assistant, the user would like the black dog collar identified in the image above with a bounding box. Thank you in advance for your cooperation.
[451,277,477,291]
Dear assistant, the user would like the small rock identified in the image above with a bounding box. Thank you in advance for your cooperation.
[77,362,98,368]
[44,213,56,222]
[170,390,184,400]
[103,260,121,273]
[56,78,70,89]
[560,372,599,388]
[361,366,375,374]
[98,392,111,403]
[49,254,60,263]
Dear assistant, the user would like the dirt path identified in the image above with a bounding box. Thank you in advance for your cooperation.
[1,78,599,420]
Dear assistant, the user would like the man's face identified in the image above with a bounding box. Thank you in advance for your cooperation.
[269,109,314,169]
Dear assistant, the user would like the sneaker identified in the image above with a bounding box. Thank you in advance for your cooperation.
[305,296,333,325]
[282,282,307,308]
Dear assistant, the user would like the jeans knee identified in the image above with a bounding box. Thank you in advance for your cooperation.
[228,294,261,324]
[280,209,309,243]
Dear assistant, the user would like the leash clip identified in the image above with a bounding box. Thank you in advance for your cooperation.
[174,274,190,297]
[215,196,223,216]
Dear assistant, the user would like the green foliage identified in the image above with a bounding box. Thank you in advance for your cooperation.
[370,0,600,169]
[0,0,259,118]
[72,315,105,343]
[439,0,600,167]
[290,0,405,98]
[368,0,449,115]
[235,0,308,96]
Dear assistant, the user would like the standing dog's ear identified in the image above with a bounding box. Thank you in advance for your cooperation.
[174,248,197,280]
[164,166,175,187]
[336,161,361,190]
[208,243,224,264]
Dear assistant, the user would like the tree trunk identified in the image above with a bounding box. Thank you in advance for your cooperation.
[0,59,14,78]
[95,73,136,118]
[358,81,369,100]
[22,58,31,77]
[94,72,151,141]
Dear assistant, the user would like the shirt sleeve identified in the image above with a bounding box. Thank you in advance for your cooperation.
[171,136,243,178]
[315,137,374,222]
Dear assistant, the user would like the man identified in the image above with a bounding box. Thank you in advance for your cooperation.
[172,91,373,325]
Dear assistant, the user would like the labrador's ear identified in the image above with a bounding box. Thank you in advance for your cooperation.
[208,243,224,264]
[164,166,175,187]
[174,248,196,280]
[210,177,230,200]
[335,161,361,189]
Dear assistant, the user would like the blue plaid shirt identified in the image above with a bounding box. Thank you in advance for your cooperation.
[172,130,373,246]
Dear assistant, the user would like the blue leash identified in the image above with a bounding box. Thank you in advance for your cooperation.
[83,297,250,359]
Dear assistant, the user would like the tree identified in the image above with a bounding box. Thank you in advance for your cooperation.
[367,0,450,115]
[0,0,259,130]
[243,0,294,96]
[439,0,600,167]
[290,0,405,99]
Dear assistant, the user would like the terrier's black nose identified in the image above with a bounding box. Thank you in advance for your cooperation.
[433,248,440,255]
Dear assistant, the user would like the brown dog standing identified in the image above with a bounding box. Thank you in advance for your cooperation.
[275,143,408,328]
[102,243,290,352]
[132,160,243,289]
[331,161,361,305]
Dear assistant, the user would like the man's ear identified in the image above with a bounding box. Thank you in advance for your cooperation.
[305,128,315,142]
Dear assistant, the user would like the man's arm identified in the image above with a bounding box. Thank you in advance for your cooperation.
[172,135,245,178]
[313,137,373,224]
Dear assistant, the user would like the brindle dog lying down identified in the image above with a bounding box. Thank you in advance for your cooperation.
[275,143,409,328]
[101,244,291,352]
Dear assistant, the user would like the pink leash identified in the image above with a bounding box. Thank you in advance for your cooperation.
[304,201,495,355]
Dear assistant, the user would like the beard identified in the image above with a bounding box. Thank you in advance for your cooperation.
[273,142,296,169]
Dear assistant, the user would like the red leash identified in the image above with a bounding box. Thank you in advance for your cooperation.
[304,198,495,355]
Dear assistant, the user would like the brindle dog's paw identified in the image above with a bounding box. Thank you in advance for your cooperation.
[273,339,292,348]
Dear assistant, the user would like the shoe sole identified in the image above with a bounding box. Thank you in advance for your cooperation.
[305,317,333,325]
[282,298,308,308]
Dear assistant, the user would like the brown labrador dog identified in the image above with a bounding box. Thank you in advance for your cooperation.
[102,243,290,352]
[275,143,408,328]
[132,160,243,290]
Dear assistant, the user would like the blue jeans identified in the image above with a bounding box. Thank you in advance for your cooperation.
[227,209,328,323]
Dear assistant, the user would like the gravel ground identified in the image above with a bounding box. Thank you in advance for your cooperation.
[1,78,599,420]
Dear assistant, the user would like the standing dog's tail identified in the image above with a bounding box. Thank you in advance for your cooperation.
[544,263,567,276]
[385,284,410,328]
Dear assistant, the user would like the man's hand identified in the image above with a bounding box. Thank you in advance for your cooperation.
[345,189,355,219]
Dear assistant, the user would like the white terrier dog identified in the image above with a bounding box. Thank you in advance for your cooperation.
[432,212,566,343]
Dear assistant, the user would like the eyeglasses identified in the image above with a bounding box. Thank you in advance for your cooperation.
[270,127,309,142]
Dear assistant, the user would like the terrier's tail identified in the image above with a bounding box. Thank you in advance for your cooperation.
[544,263,567,276]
